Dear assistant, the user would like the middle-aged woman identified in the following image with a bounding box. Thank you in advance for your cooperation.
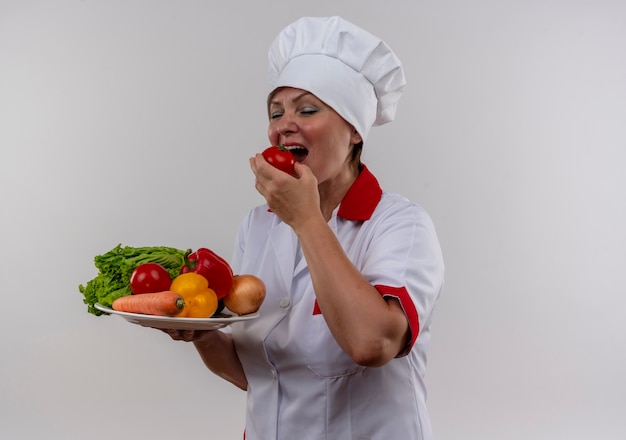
[166,16,445,440]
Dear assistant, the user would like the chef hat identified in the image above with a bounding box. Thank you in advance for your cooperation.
[268,16,406,141]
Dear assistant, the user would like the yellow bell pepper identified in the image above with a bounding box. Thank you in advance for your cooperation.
[169,272,218,318]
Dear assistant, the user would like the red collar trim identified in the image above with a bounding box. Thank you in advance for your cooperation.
[337,164,382,221]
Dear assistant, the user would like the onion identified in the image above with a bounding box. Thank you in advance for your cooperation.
[223,274,266,315]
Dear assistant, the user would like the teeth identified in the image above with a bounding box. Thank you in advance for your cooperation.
[285,145,309,162]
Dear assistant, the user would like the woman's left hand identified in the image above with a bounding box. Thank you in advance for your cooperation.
[250,153,320,228]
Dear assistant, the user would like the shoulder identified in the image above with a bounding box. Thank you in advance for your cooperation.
[367,192,442,257]
[375,192,435,227]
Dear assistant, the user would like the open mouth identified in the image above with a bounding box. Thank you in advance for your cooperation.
[285,145,309,163]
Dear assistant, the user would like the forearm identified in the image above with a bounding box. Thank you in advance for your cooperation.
[294,215,408,366]
[193,331,248,390]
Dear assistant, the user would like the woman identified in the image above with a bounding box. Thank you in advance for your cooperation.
[168,16,444,440]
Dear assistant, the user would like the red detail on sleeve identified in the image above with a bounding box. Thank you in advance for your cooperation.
[311,285,419,354]
[374,285,420,355]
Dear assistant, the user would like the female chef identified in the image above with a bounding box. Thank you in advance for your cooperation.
[167,16,444,440]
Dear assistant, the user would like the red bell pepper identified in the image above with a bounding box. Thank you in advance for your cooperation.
[180,248,234,300]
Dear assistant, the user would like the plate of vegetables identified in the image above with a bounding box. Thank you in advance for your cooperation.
[94,303,259,330]
[80,244,266,330]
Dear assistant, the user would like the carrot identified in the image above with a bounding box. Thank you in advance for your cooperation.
[112,291,185,316]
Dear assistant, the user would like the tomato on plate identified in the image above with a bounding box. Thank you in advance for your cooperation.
[130,263,172,294]
[262,145,296,176]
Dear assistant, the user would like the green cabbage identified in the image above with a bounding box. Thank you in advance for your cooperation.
[79,244,188,316]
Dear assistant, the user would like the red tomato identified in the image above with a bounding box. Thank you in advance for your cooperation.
[262,145,296,175]
[130,263,172,294]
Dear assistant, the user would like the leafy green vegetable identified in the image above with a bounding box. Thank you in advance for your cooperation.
[79,244,189,316]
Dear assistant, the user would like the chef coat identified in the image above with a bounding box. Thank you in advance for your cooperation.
[230,165,444,440]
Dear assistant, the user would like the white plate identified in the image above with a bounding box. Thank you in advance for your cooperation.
[94,303,259,330]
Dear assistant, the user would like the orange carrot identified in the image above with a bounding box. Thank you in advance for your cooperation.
[112,291,185,316]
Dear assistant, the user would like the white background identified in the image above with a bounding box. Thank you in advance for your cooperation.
[1,1,625,439]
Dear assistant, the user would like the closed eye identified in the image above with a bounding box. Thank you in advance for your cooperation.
[299,106,318,115]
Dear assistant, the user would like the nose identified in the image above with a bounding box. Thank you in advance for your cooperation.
[270,113,298,143]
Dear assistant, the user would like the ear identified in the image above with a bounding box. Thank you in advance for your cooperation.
[350,128,363,145]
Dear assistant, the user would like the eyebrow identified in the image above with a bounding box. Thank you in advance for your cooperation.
[268,91,313,107]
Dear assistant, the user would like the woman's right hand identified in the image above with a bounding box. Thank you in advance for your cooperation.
[160,328,217,343]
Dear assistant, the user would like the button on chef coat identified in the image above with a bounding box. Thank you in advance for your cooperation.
[230,165,444,440]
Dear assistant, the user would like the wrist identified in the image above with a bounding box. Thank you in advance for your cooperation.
[292,212,327,238]
[192,329,222,348]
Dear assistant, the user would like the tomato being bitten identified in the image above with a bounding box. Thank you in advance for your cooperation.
[262,145,296,176]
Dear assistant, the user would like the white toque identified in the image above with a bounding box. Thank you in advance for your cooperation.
[268,16,406,141]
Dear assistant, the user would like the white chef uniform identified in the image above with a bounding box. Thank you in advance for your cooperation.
[231,165,444,440]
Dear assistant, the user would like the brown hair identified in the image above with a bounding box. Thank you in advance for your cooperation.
[350,141,363,172]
